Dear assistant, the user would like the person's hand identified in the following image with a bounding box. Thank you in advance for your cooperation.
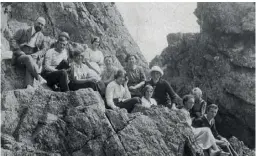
[124,76,129,86]
[112,106,119,111]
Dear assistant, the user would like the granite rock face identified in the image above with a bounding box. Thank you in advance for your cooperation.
[151,2,255,148]
[1,62,204,155]
[1,2,148,69]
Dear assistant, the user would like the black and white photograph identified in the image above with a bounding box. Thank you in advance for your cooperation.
[1,1,255,156]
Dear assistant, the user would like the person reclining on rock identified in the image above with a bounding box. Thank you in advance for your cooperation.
[82,36,104,75]
[101,56,118,86]
[193,104,238,156]
[9,39,45,88]
[140,84,157,108]
[68,45,105,96]
[145,65,182,109]
[105,69,141,113]
[180,95,229,156]
[125,54,146,97]
[190,87,207,118]
[12,16,48,72]
[42,32,70,92]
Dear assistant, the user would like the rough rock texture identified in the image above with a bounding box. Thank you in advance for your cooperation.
[1,61,205,155]
[1,2,148,69]
[151,2,255,148]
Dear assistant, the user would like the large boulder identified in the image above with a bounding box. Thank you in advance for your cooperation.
[151,2,255,148]
[1,69,204,155]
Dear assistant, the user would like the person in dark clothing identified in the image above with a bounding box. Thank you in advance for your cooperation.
[193,104,238,156]
[145,66,182,109]
[42,32,70,92]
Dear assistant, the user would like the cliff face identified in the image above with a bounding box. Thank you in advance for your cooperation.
[151,2,255,148]
[1,2,148,68]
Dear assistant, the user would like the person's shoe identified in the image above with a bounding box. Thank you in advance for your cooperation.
[38,75,47,84]
[26,84,34,90]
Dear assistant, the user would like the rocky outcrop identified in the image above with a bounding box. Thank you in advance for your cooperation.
[1,2,148,69]
[1,61,204,155]
[151,2,255,148]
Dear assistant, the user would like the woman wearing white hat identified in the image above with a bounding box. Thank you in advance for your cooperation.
[145,65,181,108]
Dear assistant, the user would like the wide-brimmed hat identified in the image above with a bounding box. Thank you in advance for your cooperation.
[36,16,46,25]
[150,66,164,76]
[59,32,70,40]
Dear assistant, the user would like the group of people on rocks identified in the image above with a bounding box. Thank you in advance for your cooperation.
[9,16,238,156]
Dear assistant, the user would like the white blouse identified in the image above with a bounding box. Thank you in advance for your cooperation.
[71,63,101,81]
[141,97,157,108]
[82,48,104,74]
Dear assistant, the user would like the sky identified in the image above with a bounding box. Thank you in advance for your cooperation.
[116,2,200,62]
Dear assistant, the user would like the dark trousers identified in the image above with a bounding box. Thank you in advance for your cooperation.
[114,97,141,113]
[69,80,106,97]
[43,70,69,92]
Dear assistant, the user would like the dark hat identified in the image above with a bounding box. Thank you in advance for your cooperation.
[125,54,137,62]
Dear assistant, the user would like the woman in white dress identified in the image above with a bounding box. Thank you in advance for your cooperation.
[82,36,104,75]
[141,85,157,108]
[180,94,229,156]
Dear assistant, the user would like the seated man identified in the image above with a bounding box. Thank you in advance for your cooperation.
[193,104,238,156]
[105,69,141,113]
[9,39,45,88]
[190,87,207,118]
[12,16,47,71]
[145,66,182,109]
[42,32,70,92]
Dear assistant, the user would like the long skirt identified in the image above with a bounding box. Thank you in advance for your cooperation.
[192,127,216,150]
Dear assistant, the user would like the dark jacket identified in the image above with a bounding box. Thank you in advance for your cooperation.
[145,79,180,106]
[192,115,222,140]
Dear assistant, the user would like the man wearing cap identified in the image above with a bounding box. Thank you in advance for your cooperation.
[42,32,70,92]
[145,66,182,108]
[13,16,47,60]
[11,17,47,88]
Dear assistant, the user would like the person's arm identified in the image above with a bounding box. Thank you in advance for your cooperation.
[12,29,24,44]
[98,51,105,73]
[123,77,131,100]
[200,100,207,116]
[165,80,182,105]
[211,119,222,140]
[44,49,57,72]
[106,83,119,109]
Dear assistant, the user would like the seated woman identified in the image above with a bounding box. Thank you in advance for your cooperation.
[141,85,157,108]
[82,36,104,75]
[101,56,118,86]
[190,87,207,118]
[68,45,105,96]
[125,54,146,97]
[180,94,229,156]
[42,32,70,92]
[105,69,141,113]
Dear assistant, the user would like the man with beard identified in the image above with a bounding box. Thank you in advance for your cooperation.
[11,17,47,88]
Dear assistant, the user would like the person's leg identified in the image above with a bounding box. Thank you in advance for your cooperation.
[17,55,39,87]
[24,69,34,87]
[117,97,141,113]
[96,81,106,97]
[44,70,69,92]
[69,80,97,91]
